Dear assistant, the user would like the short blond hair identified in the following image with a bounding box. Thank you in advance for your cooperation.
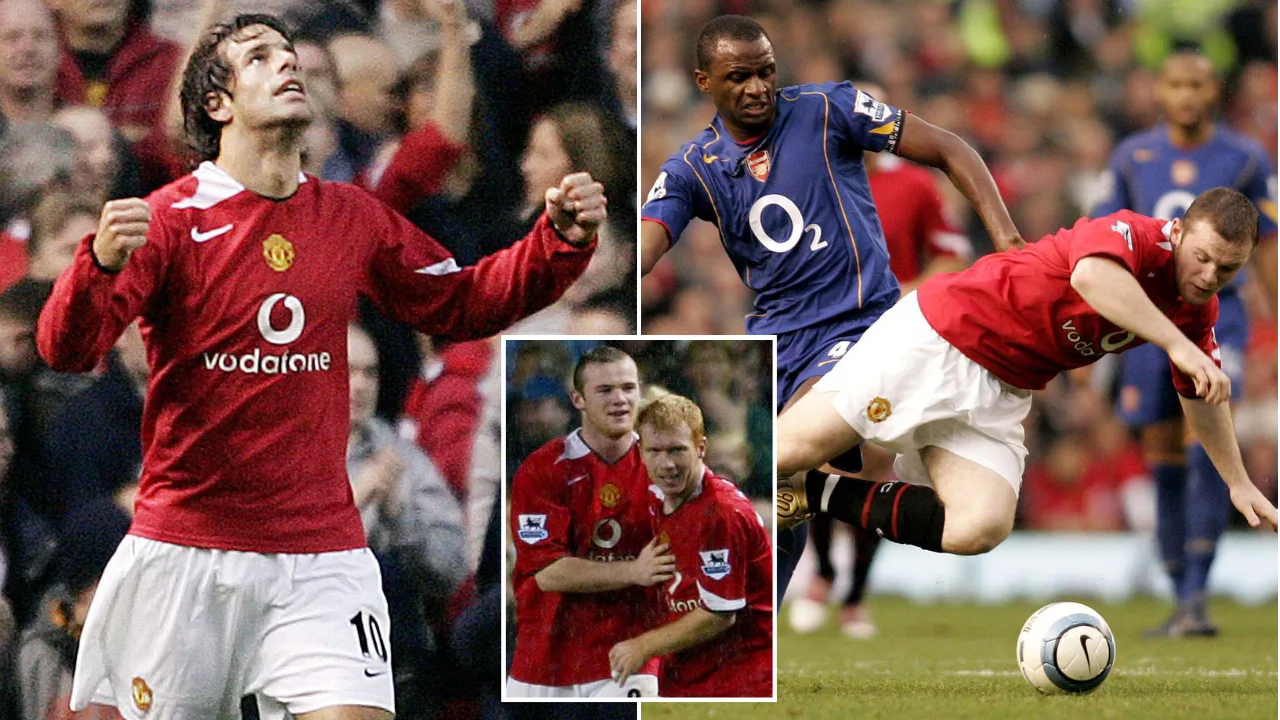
[636,393,705,445]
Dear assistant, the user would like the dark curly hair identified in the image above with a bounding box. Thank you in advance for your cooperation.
[179,13,296,162]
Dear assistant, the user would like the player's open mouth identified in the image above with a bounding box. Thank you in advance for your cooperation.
[275,79,306,98]
[742,102,769,115]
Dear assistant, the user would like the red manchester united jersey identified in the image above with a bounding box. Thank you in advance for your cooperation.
[651,469,773,698]
[509,430,659,686]
[37,162,592,553]
[867,155,971,282]
[917,211,1219,395]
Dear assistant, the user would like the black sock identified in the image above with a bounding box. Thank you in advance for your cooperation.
[810,511,836,581]
[807,475,946,553]
[846,525,881,605]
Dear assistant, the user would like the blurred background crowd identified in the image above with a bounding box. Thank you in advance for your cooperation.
[0,0,636,716]
[640,0,1278,532]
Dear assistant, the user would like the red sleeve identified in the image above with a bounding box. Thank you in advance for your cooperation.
[417,372,481,498]
[373,124,467,214]
[36,201,170,372]
[920,181,971,261]
[694,504,753,612]
[1067,213,1144,275]
[360,194,594,339]
[510,451,571,575]
[1170,299,1222,398]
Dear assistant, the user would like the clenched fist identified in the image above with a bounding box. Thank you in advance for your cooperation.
[93,198,151,272]
[545,172,607,246]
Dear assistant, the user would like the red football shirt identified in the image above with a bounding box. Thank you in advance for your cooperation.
[509,430,659,686]
[651,469,773,698]
[37,161,592,553]
[867,155,971,282]
[917,211,1219,395]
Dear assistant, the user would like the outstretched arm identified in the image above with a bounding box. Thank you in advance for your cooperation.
[895,113,1023,252]
[641,220,671,276]
[367,173,602,339]
[608,609,736,685]
[1179,396,1278,530]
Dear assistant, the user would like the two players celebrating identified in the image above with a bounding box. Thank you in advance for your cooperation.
[507,347,773,699]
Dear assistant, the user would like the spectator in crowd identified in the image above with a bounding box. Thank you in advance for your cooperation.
[24,191,99,283]
[325,32,403,182]
[511,101,633,332]
[50,105,140,203]
[45,323,146,523]
[0,121,81,291]
[16,498,128,720]
[347,323,467,718]
[0,0,61,128]
[51,0,183,190]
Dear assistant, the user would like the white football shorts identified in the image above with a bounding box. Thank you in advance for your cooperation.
[71,536,394,719]
[505,674,659,698]
[813,292,1032,493]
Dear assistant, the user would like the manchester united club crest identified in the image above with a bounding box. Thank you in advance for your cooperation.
[746,150,770,182]
[1170,159,1197,187]
[867,397,892,423]
[599,483,621,508]
[263,234,295,272]
[132,677,153,712]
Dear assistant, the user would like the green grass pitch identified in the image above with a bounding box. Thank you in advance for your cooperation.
[642,598,1277,720]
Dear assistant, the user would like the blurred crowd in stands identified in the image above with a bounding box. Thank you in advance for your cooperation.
[640,0,1278,533]
[0,0,636,716]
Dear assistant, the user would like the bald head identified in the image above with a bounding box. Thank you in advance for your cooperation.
[328,34,402,135]
[52,105,120,200]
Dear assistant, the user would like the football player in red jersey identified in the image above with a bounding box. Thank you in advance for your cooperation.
[776,188,1278,560]
[37,13,603,719]
[508,346,675,698]
[610,394,773,698]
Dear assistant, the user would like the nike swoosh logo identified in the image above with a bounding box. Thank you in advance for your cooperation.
[364,668,387,678]
[190,224,233,243]
[702,155,721,164]
[567,474,588,486]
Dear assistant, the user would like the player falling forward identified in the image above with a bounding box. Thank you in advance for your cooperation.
[776,189,1278,563]
[507,346,674,698]
[639,15,1022,598]
[609,394,773,698]
[38,14,603,719]
[1092,47,1277,637]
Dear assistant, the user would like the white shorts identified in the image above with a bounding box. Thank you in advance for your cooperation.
[71,536,394,719]
[813,292,1032,493]
[505,674,658,698]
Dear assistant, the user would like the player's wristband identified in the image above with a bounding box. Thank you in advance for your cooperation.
[88,242,123,275]
[549,215,595,248]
